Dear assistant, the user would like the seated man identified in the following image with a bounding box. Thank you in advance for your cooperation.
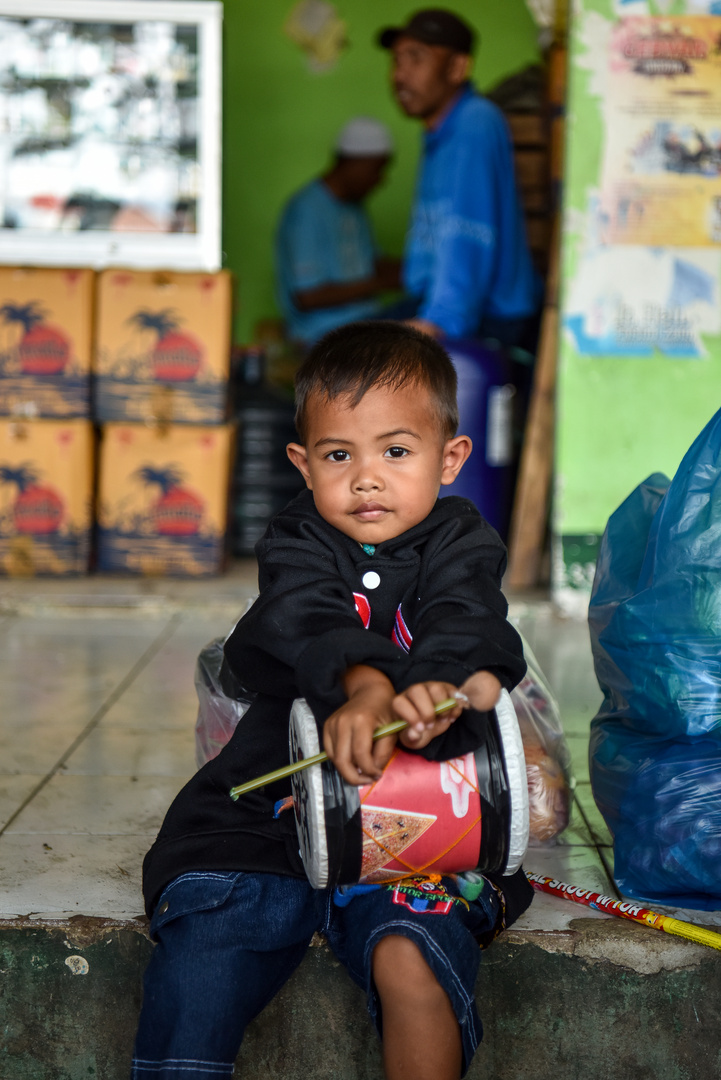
[276,117,400,347]
[378,9,542,349]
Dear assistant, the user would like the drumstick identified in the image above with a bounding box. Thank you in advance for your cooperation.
[229,695,467,801]
[526,872,721,952]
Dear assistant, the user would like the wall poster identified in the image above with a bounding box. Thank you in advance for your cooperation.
[564,10,721,362]
[601,16,721,248]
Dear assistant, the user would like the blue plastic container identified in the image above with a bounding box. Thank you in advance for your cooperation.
[442,340,527,539]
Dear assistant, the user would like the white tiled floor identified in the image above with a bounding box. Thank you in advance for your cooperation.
[0,606,233,920]
[508,602,615,930]
[0,572,707,930]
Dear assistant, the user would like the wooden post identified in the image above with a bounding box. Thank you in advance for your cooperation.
[507,33,567,589]
[507,219,560,589]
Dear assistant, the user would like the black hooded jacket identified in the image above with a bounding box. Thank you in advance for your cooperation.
[142,491,532,922]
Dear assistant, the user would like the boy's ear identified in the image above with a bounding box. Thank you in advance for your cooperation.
[440,435,472,486]
[287,443,313,488]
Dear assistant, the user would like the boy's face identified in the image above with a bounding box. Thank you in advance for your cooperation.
[287,382,471,545]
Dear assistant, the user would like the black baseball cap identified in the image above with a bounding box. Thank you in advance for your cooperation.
[378,9,476,54]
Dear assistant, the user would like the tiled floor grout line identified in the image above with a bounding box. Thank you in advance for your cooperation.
[593,843,619,896]
[0,612,184,838]
[571,789,621,898]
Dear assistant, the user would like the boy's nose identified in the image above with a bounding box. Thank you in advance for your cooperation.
[352,462,383,492]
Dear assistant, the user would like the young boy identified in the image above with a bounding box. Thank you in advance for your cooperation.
[132,322,532,1080]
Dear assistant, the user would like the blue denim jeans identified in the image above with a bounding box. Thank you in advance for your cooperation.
[131,870,500,1079]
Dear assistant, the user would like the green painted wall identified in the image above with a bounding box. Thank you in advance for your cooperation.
[555,0,721,607]
[219,1,541,343]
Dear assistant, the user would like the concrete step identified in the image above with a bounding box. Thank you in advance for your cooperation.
[2,912,719,1080]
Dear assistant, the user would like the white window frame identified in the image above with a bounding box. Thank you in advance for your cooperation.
[0,0,222,270]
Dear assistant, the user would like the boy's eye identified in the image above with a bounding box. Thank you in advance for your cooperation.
[327,449,350,462]
[385,446,409,459]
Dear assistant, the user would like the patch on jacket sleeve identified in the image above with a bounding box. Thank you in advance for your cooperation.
[391,603,413,654]
[353,592,371,628]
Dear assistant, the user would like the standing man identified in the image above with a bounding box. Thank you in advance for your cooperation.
[378,9,542,347]
[276,117,401,348]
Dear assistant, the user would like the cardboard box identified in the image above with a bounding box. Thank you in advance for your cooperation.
[95,270,232,425]
[0,268,94,418]
[97,422,234,576]
[0,419,93,575]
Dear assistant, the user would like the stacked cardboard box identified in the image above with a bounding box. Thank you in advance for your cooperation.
[0,418,93,575]
[97,423,234,577]
[0,266,235,576]
[0,267,94,420]
[94,269,234,575]
[0,268,95,575]
[94,270,232,425]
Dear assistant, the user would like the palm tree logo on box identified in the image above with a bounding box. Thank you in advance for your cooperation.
[95,307,223,424]
[0,464,64,535]
[129,309,204,383]
[135,466,205,536]
[0,302,71,375]
[97,462,218,574]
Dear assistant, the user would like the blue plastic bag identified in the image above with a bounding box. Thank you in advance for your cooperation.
[589,409,721,910]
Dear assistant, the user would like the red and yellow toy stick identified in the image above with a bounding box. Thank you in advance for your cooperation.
[526,872,721,952]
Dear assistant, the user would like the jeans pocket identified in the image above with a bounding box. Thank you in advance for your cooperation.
[150,871,241,938]
[151,870,320,951]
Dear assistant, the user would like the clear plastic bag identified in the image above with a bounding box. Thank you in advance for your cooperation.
[589,407,721,910]
[511,634,572,845]
[194,603,257,768]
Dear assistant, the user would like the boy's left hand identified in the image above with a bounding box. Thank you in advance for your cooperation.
[393,681,464,749]
[393,671,503,750]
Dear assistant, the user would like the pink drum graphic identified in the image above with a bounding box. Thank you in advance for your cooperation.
[358,749,482,882]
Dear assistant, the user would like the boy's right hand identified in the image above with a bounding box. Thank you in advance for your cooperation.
[323,665,398,786]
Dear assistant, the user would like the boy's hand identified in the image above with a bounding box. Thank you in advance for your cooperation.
[394,681,464,749]
[323,666,397,786]
[458,671,502,713]
[394,672,503,750]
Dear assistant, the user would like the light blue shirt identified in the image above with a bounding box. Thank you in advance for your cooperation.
[276,179,381,346]
[404,85,542,339]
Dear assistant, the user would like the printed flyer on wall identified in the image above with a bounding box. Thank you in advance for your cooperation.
[564,242,720,357]
[600,15,721,248]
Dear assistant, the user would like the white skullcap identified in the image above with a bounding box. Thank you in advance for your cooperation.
[334,117,393,157]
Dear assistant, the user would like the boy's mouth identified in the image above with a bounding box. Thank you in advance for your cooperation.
[352,502,389,521]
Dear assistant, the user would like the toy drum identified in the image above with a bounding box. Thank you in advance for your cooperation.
[290,691,529,889]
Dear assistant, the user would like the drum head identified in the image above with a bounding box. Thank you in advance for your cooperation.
[289,699,329,889]
[495,689,529,875]
[289,698,361,889]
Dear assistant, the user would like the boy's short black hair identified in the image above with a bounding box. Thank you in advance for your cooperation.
[294,321,459,442]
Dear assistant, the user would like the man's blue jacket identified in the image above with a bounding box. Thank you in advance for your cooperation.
[403,84,541,339]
